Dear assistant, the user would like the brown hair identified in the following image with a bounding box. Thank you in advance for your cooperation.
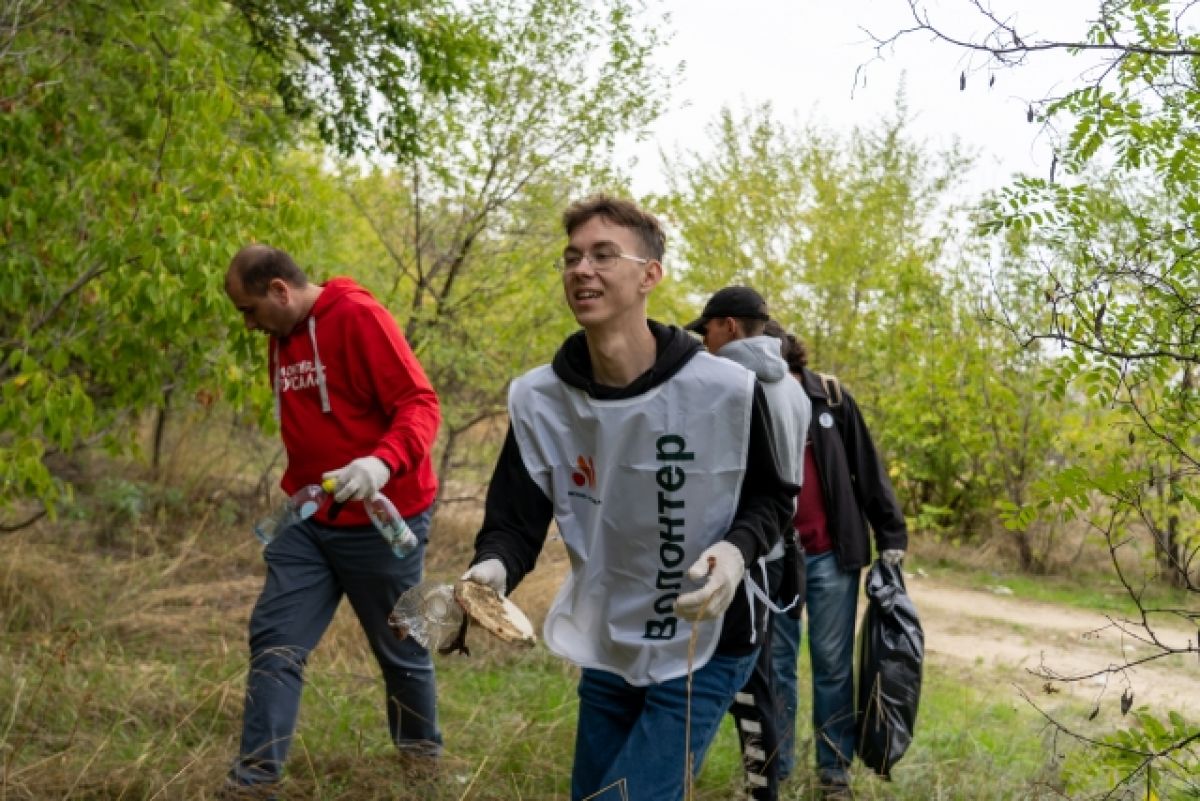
[562,194,666,261]
[763,319,809,371]
[228,244,308,295]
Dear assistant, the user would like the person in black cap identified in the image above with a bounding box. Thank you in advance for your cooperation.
[764,320,907,800]
[684,286,771,353]
[686,286,811,801]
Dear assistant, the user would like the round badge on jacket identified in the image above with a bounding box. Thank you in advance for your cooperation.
[819,412,835,428]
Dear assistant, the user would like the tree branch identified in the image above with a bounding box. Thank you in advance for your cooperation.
[0,505,46,533]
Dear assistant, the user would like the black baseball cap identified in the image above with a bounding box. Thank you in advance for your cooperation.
[684,286,770,334]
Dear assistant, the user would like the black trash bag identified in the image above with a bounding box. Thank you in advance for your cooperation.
[855,559,923,777]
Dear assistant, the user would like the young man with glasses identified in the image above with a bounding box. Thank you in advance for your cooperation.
[460,195,796,801]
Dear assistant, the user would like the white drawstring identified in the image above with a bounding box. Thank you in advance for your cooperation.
[272,318,333,418]
[307,316,331,414]
[742,558,800,646]
[271,339,281,423]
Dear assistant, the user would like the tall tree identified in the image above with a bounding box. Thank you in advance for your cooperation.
[0,0,488,518]
[658,103,1065,545]
[228,0,490,155]
[333,0,674,488]
[870,2,1200,794]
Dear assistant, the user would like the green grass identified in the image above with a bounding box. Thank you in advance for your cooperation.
[913,553,1195,621]
[0,495,1171,800]
[695,658,1072,801]
[0,593,1074,799]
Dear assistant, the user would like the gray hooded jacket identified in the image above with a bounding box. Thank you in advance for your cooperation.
[717,335,812,492]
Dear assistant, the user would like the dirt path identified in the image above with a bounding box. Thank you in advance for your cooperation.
[906,576,1199,722]
[508,542,1199,722]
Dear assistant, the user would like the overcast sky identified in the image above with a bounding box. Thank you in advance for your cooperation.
[624,0,1099,199]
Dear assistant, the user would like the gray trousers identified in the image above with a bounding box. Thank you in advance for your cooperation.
[231,508,439,786]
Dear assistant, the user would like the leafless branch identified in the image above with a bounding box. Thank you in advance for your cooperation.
[864,0,1200,66]
[0,505,46,532]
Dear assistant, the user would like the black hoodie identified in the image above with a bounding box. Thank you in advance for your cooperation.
[472,321,797,656]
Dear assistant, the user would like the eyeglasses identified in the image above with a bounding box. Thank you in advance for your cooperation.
[554,250,650,273]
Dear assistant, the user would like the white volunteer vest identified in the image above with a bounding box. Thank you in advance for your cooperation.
[509,352,755,685]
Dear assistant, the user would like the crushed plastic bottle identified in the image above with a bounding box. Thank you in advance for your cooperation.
[389,581,464,650]
[252,484,326,545]
[364,492,420,559]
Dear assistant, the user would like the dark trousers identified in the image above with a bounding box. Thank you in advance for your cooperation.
[730,557,784,800]
[230,508,439,786]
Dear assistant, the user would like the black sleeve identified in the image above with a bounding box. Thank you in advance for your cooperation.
[471,425,554,594]
[840,389,908,553]
[725,384,799,564]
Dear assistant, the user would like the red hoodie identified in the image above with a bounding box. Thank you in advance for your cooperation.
[270,277,440,525]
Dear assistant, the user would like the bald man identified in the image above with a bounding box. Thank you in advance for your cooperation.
[221,245,442,798]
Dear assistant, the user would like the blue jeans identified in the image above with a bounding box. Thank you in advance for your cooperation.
[572,651,758,801]
[230,508,439,786]
[770,551,860,783]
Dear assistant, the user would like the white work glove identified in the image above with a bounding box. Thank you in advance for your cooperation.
[323,456,391,502]
[461,558,508,596]
[880,549,905,567]
[674,541,745,621]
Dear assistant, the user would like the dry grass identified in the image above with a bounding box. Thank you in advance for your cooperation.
[0,436,591,800]
[0,415,1096,800]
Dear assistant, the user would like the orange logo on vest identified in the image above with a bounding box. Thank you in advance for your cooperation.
[571,455,596,489]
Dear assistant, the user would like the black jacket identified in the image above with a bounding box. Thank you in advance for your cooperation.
[473,321,797,656]
[798,367,907,571]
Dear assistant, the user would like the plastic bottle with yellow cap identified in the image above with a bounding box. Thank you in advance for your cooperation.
[320,478,420,559]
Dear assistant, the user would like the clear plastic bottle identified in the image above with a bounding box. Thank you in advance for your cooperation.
[252,484,326,545]
[364,493,420,559]
[388,580,464,650]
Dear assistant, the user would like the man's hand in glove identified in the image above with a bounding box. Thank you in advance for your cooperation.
[674,541,745,621]
[880,549,905,567]
[461,558,508,596]
[323,456,391,502]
